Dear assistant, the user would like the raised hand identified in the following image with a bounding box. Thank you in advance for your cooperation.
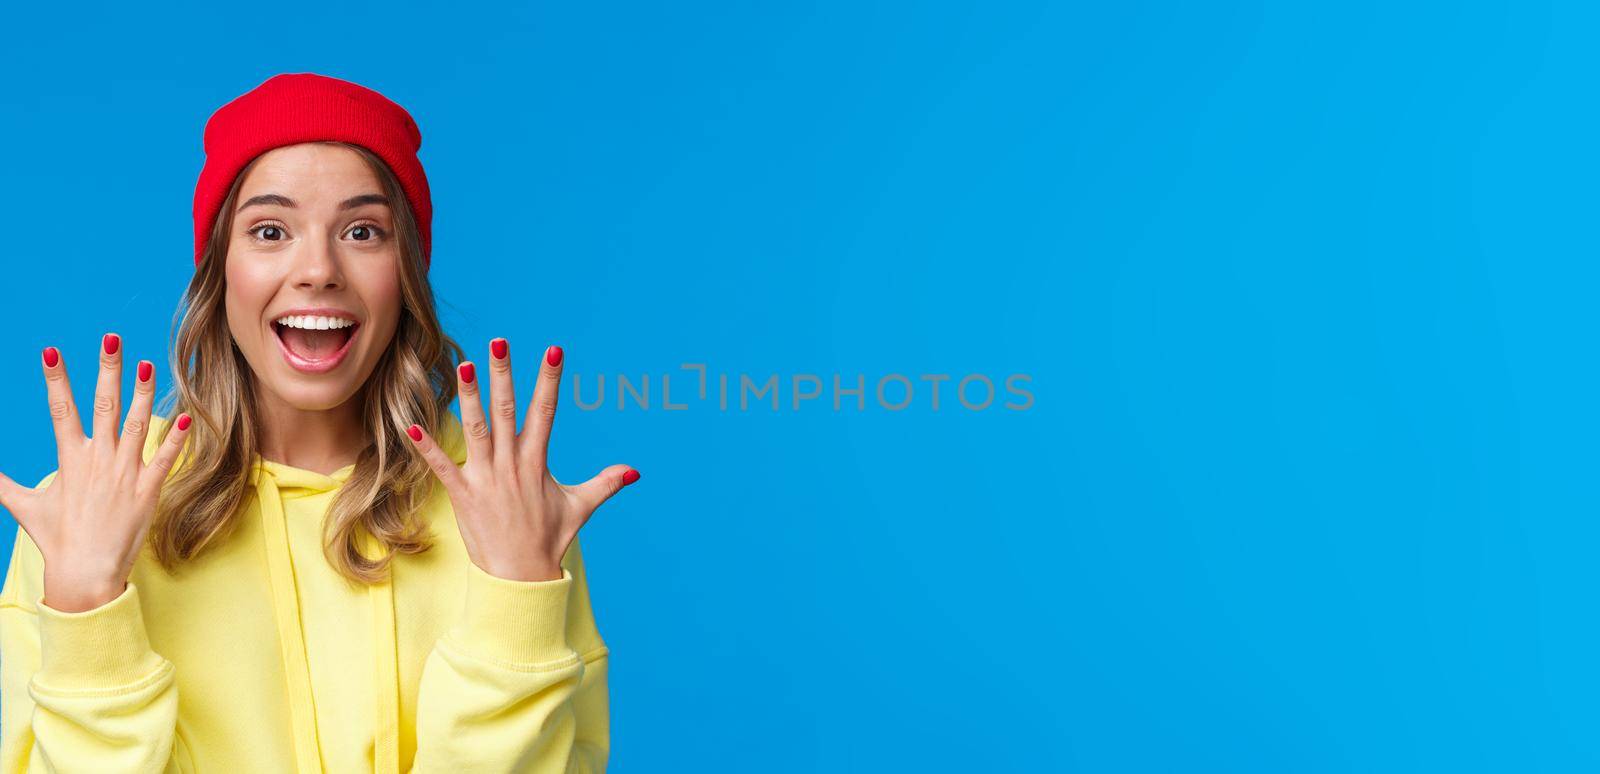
[405,339,638,582]
[0,334,192,612]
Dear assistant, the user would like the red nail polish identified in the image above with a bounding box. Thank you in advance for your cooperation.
[621,469,640,486]
[176,414,192,431]
[459,363,475,384]
[41,347,59,368]
[138,361,153,382]
[103,334,120,355]
[491,339,508,359]
[546,346,563,367]
[407,424,423,442]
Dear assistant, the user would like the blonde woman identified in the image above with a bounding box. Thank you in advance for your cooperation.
[0,72,633,772]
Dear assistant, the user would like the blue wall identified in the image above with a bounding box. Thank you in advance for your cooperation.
[0,1,1591,770]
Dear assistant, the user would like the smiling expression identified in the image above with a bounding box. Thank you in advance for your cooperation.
[224,142,405,412]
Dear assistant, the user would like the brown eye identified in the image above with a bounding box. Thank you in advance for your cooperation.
[348,223,386,241]
[249,225,285,241]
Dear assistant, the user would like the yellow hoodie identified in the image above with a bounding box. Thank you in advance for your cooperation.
[0,410,610,772]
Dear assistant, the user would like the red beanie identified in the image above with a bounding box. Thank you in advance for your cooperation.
[192,72,433,268]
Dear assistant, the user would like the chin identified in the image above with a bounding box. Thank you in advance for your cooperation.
[262,376,367,412]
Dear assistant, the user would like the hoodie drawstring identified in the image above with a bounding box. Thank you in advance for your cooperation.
[369,539,401,774]
[254,464,325,772]
[254,462,403,773]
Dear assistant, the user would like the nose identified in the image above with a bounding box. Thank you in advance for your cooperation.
[288,233,344,291]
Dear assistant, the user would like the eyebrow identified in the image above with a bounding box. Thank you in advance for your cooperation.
[236,193,390,213]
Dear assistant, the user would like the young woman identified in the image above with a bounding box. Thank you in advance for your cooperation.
[0,73,633,772]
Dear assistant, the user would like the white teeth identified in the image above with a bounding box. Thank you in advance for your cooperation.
[274,314,356,330]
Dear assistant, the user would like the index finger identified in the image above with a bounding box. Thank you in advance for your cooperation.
[517,345,564,470]
[40,346,85,460]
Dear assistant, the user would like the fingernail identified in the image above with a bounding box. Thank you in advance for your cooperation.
[41,347,59,368]
[176,413,192,431]
[491,339,508,360]
[459,362,476,384]
[138,361,153,382]
[407,424,423,442]
[103,333,120,355]
[621,469,641,486]
[546,345,563,367]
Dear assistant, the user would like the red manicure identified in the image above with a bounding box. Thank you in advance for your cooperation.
[621,469,641,486]
[103,334,120,355]
[407,424,423,442]
[491,339,508,359]
[546,346,563,367]
[459,363,476,384]
[176,414,192,431]
[41,347,59,368]
[137,361,153,382]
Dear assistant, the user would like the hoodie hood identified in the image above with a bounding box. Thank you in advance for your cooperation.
[244,411,466,773]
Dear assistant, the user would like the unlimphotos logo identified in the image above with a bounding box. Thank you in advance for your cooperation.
[565,364,1034,412]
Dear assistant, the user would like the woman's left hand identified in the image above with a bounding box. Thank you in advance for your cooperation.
[405,339,638,582]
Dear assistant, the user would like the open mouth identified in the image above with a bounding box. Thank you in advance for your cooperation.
[271,314,360,374]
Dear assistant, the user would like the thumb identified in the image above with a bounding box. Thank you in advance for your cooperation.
[568,463,640,515]
[0,470,37,527]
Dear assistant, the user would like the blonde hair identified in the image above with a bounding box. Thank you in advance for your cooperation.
[151,141,463,585]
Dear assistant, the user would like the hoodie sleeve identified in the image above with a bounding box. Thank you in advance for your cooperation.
[412,535,611,773]
[0,472,181,774]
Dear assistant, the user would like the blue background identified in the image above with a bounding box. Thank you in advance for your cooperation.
[0,0,1590,771]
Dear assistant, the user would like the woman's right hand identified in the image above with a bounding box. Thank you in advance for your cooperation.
[0,334,192,613]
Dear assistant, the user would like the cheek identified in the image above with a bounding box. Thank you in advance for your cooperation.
[353,266,405,332]
[223,261,277,341]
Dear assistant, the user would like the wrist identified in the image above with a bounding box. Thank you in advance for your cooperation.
[471,555,563,583]
[43,567,128,613]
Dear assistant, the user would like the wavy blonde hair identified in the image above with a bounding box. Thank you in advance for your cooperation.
[151,141,463,585]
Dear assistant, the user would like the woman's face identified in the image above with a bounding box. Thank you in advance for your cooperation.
[224,143,404,412]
